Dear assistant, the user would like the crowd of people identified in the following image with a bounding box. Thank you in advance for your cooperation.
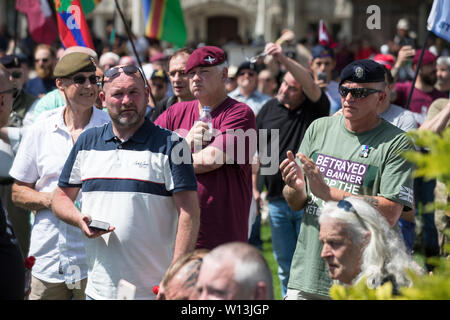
[0,17,449,300]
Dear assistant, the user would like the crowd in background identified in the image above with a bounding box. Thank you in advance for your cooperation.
[0,16,449,301]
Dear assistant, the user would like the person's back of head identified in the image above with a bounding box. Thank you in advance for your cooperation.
[158,249,209,300]
[196,241,273,300]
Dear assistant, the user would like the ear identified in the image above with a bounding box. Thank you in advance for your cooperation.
[221,67,228,82]
[99,90,106,108]
[55,78,65,90]
[254,282,267,300]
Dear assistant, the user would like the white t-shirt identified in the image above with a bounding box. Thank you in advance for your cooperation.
[9,106,110,283]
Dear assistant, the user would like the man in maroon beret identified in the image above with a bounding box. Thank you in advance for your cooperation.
[393,48,447,125]
[155,46,257,250]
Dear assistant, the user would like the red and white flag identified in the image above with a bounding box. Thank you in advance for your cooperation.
[318,19,337,48]
[16,0,57,45]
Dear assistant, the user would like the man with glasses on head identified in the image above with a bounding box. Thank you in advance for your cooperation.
[8,52,110,300]
[280,59,415,300]
[52,63,200,300]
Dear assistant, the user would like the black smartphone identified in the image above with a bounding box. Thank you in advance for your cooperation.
[318,72,328,82]
[88,220,110,232]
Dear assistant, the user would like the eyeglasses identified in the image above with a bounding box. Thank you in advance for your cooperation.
[338,86,382,99]
[0,87,17,95]
[337,199,368,230]
[9,71,23,79]
[70,74,99,85]
[102,65,147,87]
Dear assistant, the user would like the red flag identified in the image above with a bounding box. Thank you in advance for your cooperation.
[318,19,337,48]
[55,0,95,50]
[16,0,58,45]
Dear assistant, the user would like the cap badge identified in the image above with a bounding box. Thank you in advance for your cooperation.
[354,66,364,79]
[204,55,216,64]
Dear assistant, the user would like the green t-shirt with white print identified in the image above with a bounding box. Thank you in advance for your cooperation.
[287,115,415,297]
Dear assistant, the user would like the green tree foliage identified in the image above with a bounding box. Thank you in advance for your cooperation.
[330,128,450,300]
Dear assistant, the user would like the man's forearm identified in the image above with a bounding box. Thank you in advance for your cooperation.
[172,191,201,262]
[192,145,225,174]
[51,187,83,228]
[282,184,307,212]
[326,187,402,227]
[11,183,52,211]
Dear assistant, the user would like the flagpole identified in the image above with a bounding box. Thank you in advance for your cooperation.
[113,0,156,107]
[405,30,432,110]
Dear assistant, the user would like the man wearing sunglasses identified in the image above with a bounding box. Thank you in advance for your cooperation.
[0,54,37,258]
[9,52,110,300]
[52,63,200,300]
[0,54,37,128]
[280,59,415,300]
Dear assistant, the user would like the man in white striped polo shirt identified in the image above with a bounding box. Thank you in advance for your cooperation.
[52,64,200,300]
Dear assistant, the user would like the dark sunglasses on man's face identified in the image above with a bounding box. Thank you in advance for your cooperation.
[338,86,382,99]
[71,74,99,85]
[102,65,146,87]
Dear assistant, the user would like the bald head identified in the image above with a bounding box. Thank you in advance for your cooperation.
[196,242,274,300]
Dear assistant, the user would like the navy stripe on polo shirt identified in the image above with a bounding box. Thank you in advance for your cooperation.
[81,178,171,197]
[58,118,197,194]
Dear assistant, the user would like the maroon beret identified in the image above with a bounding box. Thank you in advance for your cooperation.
[185,46,226,74]
[413,49,437,66]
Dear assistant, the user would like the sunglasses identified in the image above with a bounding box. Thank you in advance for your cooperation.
[337,199,368,230]
[338,86,382,99]
[102,65,147,87]
[9,71,23,79]
[70,74,99,85]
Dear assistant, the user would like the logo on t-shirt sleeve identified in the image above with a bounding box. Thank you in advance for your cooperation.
[398,185,414,204]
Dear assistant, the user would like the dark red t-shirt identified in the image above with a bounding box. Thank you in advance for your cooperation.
[155,97,256,249]
[393,81,447,115]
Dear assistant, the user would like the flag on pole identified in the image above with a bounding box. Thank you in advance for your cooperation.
[318,19,337,49]
[54,0,99,49]
[142,0,187,48]
[16,0,58,45]
[427,0,450,42]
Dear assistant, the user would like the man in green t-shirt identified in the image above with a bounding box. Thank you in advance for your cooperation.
[280,59,415,299]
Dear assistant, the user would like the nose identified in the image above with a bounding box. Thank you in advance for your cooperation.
[321,244,332,259]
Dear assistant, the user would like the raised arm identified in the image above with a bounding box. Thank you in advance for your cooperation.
[280,151,308,211]
[265,42,322,102]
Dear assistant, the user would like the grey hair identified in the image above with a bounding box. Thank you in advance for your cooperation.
[319,197,423,289]
[205,242,274,299]
[216,61,229,74]
[437,56,450,67]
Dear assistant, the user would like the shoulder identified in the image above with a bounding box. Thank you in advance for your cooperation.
[428,98,449,114]
[92,107,111,123]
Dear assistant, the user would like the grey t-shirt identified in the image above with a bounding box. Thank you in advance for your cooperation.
[379,104,417,132]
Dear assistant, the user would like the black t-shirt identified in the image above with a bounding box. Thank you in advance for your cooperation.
[256,91,330,201]
[0,198,25,299]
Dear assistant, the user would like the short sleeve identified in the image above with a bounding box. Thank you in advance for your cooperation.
[9,125,39,183]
